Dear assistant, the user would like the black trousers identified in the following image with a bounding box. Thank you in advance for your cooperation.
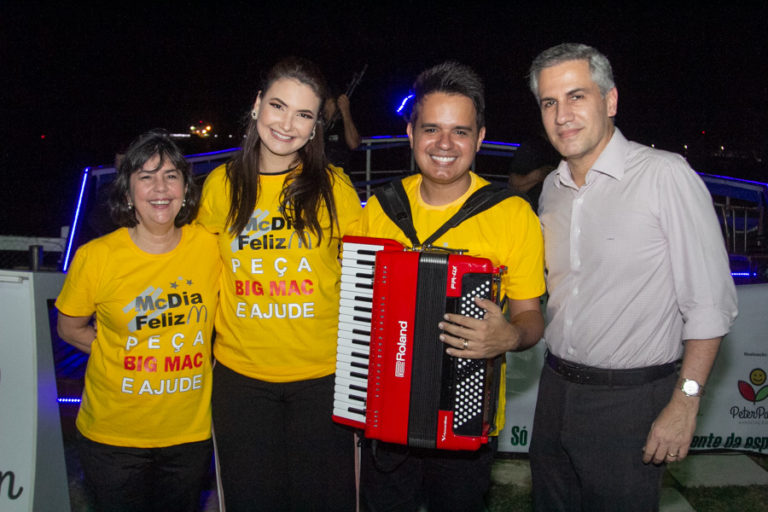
[77,433,212,512]
[212,363,356,512]
[529,364,676,512]
[360,436,497,512]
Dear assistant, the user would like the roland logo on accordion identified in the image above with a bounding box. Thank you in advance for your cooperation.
[395,320,408,378]
[333,236,505,451]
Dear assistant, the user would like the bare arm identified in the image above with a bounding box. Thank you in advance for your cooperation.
[508,168,545,194]
[57,311,97,354]
[642,337,721,464]
[336,94,362,150]
[440,296,544,359]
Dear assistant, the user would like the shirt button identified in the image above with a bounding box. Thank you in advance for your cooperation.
[572,287,579,295]
[567,347,575,355]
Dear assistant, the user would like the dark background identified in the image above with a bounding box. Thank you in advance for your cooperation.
[2,1,766,237]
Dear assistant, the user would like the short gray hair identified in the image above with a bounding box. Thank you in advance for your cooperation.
[528,43,615,101]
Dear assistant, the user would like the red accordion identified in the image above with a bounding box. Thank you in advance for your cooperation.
[333,236,504,450]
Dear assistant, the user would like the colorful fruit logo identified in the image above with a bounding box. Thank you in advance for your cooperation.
[738,368,768,403]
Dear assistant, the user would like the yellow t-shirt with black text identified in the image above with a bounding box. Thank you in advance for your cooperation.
[197,164,362,382]
[56,225,221,447]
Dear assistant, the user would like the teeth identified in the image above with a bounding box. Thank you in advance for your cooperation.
[432,155,456,163]
[272,130,292,141]
[150,200,170,205]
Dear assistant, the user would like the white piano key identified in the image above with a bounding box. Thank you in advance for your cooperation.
[333,406,366,425]
[338,318,372,332]
[334,392,367,409]
[339,297,372,310]
[335,365,369,382]
[336,343,370,359]
[335,373,367,390]
[340,290,373,301]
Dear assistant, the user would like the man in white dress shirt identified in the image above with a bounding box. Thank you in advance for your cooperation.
[528,42,738,511]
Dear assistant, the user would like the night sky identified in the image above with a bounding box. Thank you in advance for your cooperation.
[2,2,766,237]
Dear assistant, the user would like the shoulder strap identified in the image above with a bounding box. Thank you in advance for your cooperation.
[375,180,517,248]
[421,185,516,246]
[373,180,421,246]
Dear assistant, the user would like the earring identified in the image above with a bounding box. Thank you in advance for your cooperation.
[127,202,134,210]
[309,126,316,141]
[251,110,258,120]
[181,199,187,208]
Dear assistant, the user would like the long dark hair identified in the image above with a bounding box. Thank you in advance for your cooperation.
[110,129,198,228]
[226,57,338,244]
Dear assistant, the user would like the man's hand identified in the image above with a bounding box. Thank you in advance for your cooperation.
[439,297,522,359]
[643,391,699,464]
[337,94,352,117]
[643,337,721,464]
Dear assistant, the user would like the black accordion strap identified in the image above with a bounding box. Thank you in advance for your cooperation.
[422,185,516,246]
[373,180,420,246]
[373,179,516,247]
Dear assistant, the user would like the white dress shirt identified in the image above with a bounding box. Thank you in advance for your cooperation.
[539,129,737,368]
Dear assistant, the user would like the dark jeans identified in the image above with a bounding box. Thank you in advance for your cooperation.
[529,364,676,512]
[212,363,356,512]
[77,433,212,512]
[360,436,497,512]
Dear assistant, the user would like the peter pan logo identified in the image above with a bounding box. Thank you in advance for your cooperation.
[738,367,768,403]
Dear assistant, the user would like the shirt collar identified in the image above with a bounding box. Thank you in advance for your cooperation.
[554,128,629,188]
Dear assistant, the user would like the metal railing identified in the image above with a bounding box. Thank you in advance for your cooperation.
[60,136,519,269]
[353,136,519,198]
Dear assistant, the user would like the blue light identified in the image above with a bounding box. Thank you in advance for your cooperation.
[699,172,768,188]
[396,94,414,115]
[483,140,521,147]
[186,147,240,158]
[63,167,90,272]
[57,397,82,404]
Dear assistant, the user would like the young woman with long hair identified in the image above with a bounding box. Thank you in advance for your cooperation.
[197,57,361,511]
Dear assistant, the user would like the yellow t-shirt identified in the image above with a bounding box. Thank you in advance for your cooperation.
[197,164,362,382]
[352,172,545,432]
[56,225,221,447]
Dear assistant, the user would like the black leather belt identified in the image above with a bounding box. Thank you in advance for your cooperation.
[545,352,679,386]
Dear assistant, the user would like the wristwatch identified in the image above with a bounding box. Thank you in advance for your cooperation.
[680,378,705,397]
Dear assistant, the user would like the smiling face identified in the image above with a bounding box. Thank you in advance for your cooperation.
[253,77,321,172]
[407,92,485,204]
[537,59,617,181]
[128,154,185,233]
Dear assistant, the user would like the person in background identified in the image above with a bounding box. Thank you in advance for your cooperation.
[507,135,559,211]
[56,129,221,512]
[197,57,362,511]
[324,92,362,170]
[355,61,545,512]
[528,42,738,511]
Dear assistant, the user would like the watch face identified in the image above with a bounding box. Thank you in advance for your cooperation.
[682,379,701,396]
